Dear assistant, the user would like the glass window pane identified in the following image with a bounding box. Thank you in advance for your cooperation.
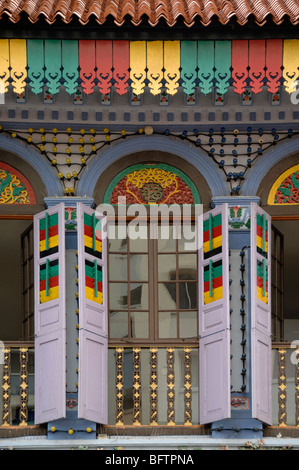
[109,254,127,280]
[179,311,197,338]
[178,225,197,252]
[158,254,177,281]
[128,225,148,251]
[157,226,177,252]
[179,282,197,309]
[29,257,34,284]
[109,283,128,309]
[110,311,128,338]
[131,311,149,338]
[29,286,34,311]
[158,282,177,309]
[108,224,127,252]
[130,283,148,309]
[130,254,148,281]
[178,254,197,279]
[159,311,177,338]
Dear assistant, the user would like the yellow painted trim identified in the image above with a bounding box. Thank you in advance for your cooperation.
[204,286,223,305]
[130,41,147,96]
[10,39,27,94]
[85,286,103,304]
[0,39,10,92]
[256,235,268,252]
[147,41,163,96]
[40,286,59,303]
[164,41,180,95]
[257,286,268,304]
[84,235,102,252]
[283,40,299,94]
[203,235,222,253]
[40,235,59,252]
[267,164,299,205]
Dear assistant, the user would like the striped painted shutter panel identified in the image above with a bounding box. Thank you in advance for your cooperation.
[77,203,108,424]
[250,203,272,425]
[198,204,231,424]
[34,203,66,424]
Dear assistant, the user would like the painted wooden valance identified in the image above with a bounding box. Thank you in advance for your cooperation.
[0,39,298,98]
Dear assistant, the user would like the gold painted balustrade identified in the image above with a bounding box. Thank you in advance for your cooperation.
[1,343,299,428]
[272,344,299,427]
[0,342,34,427]
[108,346,198,427]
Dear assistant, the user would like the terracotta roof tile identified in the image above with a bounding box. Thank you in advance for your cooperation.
[0,0,299,26]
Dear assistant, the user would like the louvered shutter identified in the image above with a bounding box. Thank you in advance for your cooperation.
[250,203,272,425]
[198,204,231,424]
[77,203,108,423]
[34,203,66,424]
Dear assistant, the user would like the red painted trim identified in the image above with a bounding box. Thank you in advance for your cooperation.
[204,276,223,292]
[265,39,283,94]
[96,40,113,95]
[79,40,96,95]
[203,225,222,242]
[113,40,130,95]
[249,40,266,94]
[85,276,103,292]
[40,275,59,291]
[84,224,102,240]
[40,224,58,241]
[231,40,249,94]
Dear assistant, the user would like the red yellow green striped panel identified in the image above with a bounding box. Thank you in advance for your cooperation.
[84,213,102,259]
[257,259,268,304]
[40,259,59,303]
[203,260,223,304]
[203,213,222,260]
[256,213,268,257]
[85,259,103,305]
[39,212,59,258]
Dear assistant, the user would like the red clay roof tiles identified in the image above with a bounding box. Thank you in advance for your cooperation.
[0,0,299,27]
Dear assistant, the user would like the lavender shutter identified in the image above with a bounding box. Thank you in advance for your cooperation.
[198,204,230,424]
[34,203,66,424]
[250,203,272,425]
[77,203,108,424]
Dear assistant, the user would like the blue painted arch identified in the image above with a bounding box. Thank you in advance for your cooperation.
[0,132,63,197]
[77,135,229,198]
[242,136,299,196]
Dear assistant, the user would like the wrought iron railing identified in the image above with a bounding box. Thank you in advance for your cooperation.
[1,343,298,428]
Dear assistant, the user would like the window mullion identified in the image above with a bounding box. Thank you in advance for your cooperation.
[148,230,157,342]
[127,233,132,340]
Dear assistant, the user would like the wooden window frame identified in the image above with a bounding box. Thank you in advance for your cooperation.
[0,214,34,342]
[21,222,34,341]
[271,215,299,345]
[108,219,199,346]
[271,223,284,342]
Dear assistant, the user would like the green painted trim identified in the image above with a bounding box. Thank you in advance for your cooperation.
[181,41,198,95]
[27,39,44,95]
[209,259,213,297]
[104,163,201,205]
